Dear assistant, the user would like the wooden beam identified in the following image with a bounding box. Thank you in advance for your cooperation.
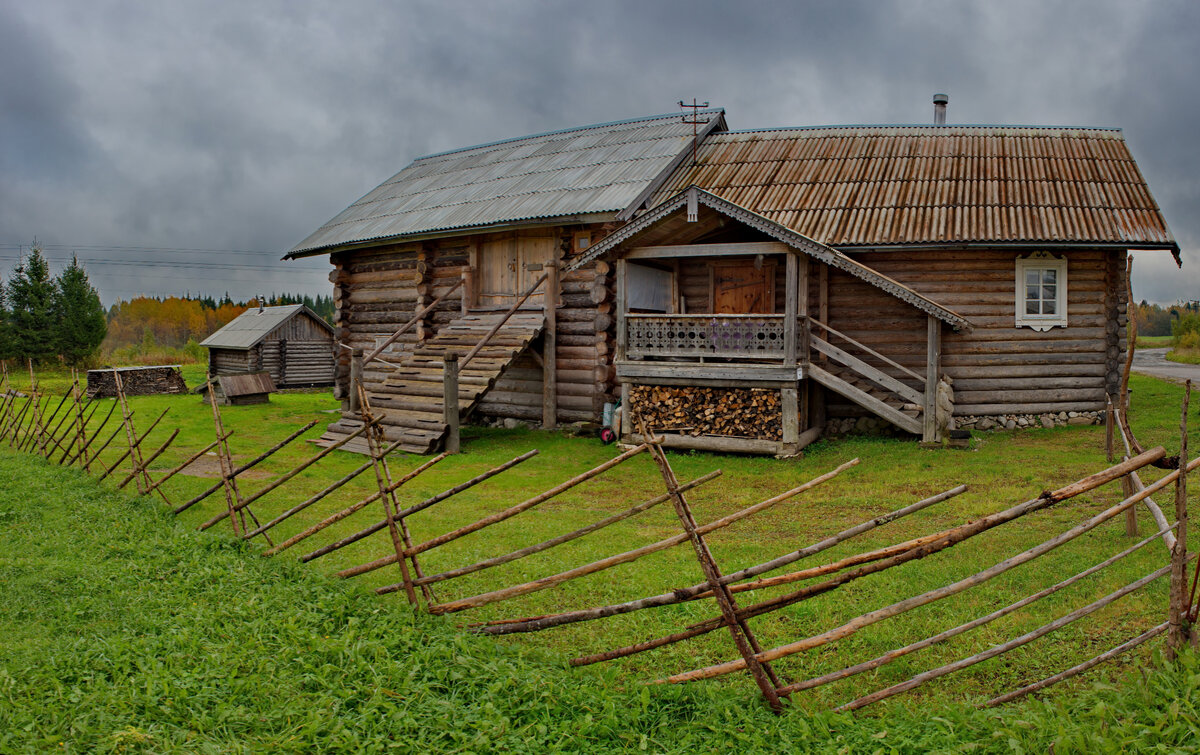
[443,354,460,454]
[627,241,788,260]
[923,315,941,443]
[784,253,798,367]
[542,260,558,429]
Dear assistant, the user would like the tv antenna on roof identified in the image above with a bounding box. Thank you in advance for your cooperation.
[679,98,710,166]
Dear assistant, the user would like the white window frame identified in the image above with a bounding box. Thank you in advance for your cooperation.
[1015,252,1068,331]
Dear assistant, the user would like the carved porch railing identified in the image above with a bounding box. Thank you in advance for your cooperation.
[625,314,788,361]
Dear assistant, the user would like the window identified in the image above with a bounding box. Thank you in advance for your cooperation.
[1015,252,1067,330]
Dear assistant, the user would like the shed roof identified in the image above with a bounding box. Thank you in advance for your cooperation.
[651,126,1178,259]
[199,304,333,350]
[286,110,726,258]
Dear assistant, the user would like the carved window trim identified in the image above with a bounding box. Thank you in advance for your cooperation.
[1015,252,1068,331]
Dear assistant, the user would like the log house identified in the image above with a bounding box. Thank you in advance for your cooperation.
[286,112,1177,456]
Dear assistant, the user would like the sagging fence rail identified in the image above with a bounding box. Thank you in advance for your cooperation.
[1,358,1195,715]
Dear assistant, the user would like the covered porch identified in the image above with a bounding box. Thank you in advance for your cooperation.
[573,187,971,456]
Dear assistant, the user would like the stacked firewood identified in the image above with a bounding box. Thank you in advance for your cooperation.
[630,385,782,440]
[86,366,188,398]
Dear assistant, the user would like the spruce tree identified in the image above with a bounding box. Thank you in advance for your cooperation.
[53,256,107,366]
[6,245,58,363]
[0,280,11,360]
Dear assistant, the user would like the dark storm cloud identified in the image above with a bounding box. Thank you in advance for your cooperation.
[0,0,1196,304]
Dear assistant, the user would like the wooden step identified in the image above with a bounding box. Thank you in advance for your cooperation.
[808,364,923,435]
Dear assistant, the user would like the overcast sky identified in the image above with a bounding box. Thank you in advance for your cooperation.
[2,0,1196,306]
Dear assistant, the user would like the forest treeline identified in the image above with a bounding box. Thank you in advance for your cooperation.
[102,293,334,354]
[1131,300,1200,339]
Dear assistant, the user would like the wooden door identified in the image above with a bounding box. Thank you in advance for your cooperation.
[475,234,555,308]
[712,260,775,314]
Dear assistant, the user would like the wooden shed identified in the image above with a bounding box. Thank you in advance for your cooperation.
[200,304,335,388]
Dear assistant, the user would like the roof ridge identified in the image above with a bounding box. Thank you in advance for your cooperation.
[720,124,1123,135]
[417,109,725,161]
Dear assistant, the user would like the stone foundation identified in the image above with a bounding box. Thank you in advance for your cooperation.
[823,410,1103,436]
[955,410,1103,431]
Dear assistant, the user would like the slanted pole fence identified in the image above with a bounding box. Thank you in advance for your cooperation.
[2,360,1192,714]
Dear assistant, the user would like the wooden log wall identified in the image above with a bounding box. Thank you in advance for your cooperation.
[810,261,927,420]
[331,225,615,424]
[841,248,1122,417]
[211,350,251,374]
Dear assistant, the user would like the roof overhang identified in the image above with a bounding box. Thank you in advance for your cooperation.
[570,186,974,332]
[283,212,618,260]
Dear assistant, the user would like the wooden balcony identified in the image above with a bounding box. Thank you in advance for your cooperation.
[618,313,802,385]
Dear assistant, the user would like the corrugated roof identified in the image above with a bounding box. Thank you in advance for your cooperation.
[287,110,725,257]
[651,126,1178,255]
[200,305,332,350]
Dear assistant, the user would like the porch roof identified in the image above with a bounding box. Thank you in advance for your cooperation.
[569,186,973,332]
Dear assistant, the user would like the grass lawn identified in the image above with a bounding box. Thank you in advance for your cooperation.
[1,367,1199,751]
[1136,335,1173,348]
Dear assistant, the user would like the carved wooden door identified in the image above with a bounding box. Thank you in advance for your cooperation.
[476,234,555,308]
[712,260,775,314]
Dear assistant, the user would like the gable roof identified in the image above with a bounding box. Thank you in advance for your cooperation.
[200,304,333,350]
[286,110,727,258]
[570,186,973,332]
[650,126,1178,260]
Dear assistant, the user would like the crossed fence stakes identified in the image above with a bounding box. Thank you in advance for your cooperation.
[2,358,1196,713]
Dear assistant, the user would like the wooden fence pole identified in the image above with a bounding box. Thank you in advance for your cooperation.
[97,409,168,482]
[174,420,319,515]
[775,521,1176,697]
[145,435,226,497]
[69,400,115,470]
[206,378,244,537]
[27,360,46,454]
[242,438,404,540]
[111,369,152,494]
[349,349,363,414]
[304,446,535,566]
[117,428,180,491]
[838,559,1191,712]
[489,476,948,638]
[443,353,459,454]
[5,394,34,447]
[262,452,447,557]
[542,260,557,430]
[378,470,725,594]
[197,420,369,529]
[1168,381,1190,659]
[985,622,1168,707]
[1109,398,1137,536]
[641,421,784,713]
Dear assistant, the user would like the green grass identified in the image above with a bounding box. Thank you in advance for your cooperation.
[1165,348,1200,365]
[1135,335,1173,348]
[2,368,1200,750]
[2,450,1198,752]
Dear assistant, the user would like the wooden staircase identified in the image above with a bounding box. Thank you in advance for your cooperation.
[807,328,925,436]
[315,311,546,454]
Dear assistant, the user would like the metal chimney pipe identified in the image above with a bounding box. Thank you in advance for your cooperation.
[933,93,948,124]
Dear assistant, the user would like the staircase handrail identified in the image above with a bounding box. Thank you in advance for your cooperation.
[460,272,549,370]
[362,277,465,366]
[808,318,924,384]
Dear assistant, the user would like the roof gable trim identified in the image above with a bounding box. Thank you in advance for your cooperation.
[569,186,973,332]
